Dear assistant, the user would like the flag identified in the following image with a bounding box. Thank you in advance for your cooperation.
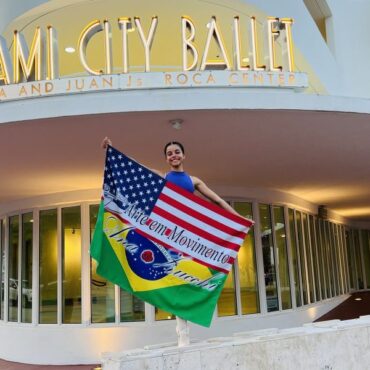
[90,145,253,327]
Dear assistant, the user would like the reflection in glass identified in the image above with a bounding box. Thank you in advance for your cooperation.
[339,226,348,293]
[120,290,145,322]
[234,202,259,315]
[155,307,175,321]
[346,229,355,290]
[90,204,115,323]
[218,266,237,316]
[325,222,336,296]
[310,215,320,301]
[329,224,338,296]
[303,214,314,303]
[288,209,302,307]
[274,206,291,310]
[260,204,279,312]
[353,230,364,290]
[316,219,326,300]
[296,212,308,305]
[8,216,19,322]
[361,230,370,290]
[39,209,58,324]
[21,213,33,323]
[62,206,81,324]
[334,224,343,294]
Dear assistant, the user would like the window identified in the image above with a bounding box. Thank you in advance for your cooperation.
[273,206,291,310]
[90,204,115,323]
[8,216,19,322]
[21,213,33,323]
[39,209,58,324]
[288,209,302,307]
[260,204,279,312]
[361,230,370,290]
[296,212,308,305]
[62,206,82,324]
[235,202,259,315]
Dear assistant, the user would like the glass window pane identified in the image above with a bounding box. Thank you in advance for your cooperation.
[8,216,19,322]
[361,230,370,289]
[120,290,145,322]
[323,222,333,297]
[310,215,320,301]
[346,229,355,290]
[317,219,326,300]
[260,204,279,312]
[90,204,115,323]
[39,209,58,324]
[235,202,259,315]
[329,223,338,296]
[302,214,314,303]
[155,307,175,321]
[334,224,343,295]
[296,212,308,305]
[218,266,237,317]
[353,230,364,290]
[21,213,33,323]
[273,206,291,310]
[62,206,81,324]
[288,209,302,307]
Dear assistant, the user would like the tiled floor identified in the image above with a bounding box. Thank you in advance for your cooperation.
[1,292,370,369]
[315,291,370,321]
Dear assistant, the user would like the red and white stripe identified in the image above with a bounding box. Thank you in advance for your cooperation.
[146,181,253,273]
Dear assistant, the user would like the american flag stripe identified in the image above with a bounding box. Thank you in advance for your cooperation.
[147,212,238,258]
[158,192,247,239]
[165,181,252,228]
[162,185,250,232]
[155,199,244,246]
[152,205,241,251]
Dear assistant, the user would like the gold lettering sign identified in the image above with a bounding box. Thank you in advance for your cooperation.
[0,15,297,86]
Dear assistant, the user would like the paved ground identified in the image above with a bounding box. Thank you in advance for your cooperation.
[1,292,369,369]
[315,291,370,321]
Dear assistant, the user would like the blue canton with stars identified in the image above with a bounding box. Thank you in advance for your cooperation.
[105,145,166,215]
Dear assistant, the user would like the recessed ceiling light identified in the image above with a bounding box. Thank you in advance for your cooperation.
[355,297,362,301]
[65,46,76,53]
[170,119,183,130]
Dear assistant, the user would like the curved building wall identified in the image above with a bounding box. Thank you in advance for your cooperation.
[0,0,370,365]
[0,189,365,364]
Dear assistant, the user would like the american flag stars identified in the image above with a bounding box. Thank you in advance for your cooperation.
[105,146,166,215]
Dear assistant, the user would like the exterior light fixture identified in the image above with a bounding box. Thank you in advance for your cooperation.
[170,119,183,130]
[65,46,76,53]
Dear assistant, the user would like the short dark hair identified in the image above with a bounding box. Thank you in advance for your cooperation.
[164,141,185,156]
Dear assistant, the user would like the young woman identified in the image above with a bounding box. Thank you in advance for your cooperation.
[101,137,240,216]
[101,137,243,346]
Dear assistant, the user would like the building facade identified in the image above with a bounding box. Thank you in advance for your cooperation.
[0,0,370,365]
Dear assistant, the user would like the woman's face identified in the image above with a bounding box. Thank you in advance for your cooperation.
[165,144,185,169]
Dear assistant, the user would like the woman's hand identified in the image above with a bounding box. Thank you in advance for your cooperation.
[101,137,112,149]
